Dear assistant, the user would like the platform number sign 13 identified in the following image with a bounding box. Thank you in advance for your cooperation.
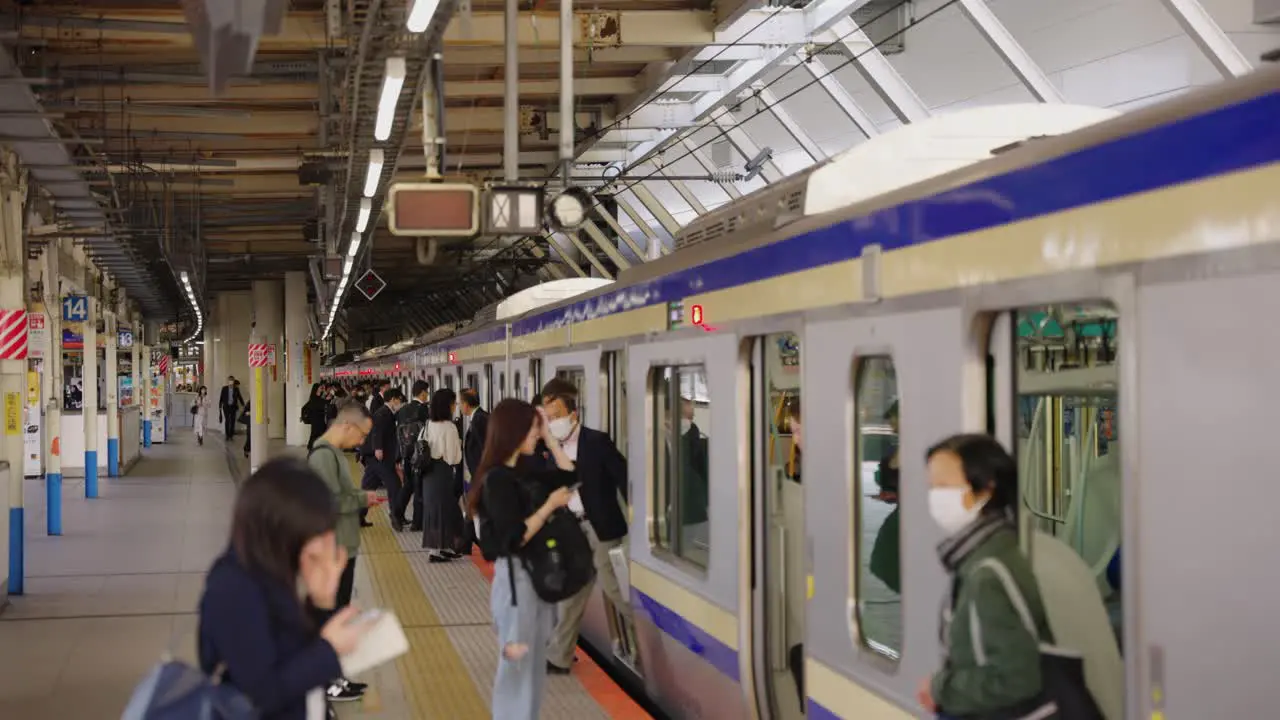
[62,294,89,322]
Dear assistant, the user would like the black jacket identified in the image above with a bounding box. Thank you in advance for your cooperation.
[369,391,386,415]
[557,426,630,542]
[464,408,489,476]
[396,399,429,424]
[219,385,244,410]
[362,404,398,462]
[198,549,341,720]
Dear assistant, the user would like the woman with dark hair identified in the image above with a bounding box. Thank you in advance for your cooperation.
[417,388,465,562]
[193,386,210,446]
[917,434,1053,719]
[467,398,575,720]
[302,382,328,450]
[197,458,377,719]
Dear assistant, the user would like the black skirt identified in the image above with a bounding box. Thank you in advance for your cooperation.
[420,459,464,552]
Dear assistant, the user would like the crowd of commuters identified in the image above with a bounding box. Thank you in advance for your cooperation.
[192,375,1083,720]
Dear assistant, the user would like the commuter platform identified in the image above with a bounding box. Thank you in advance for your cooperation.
[0,432,652,719]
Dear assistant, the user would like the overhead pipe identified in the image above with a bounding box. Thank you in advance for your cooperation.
[504,0,519,182]
[415,237,438,266]
[559,0,573,185]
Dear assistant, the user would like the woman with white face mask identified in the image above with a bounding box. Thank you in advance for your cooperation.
[918,434,1054,720]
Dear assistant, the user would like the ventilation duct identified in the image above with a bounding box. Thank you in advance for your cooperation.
[181,0,289,94]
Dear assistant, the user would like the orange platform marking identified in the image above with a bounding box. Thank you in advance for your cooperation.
[469,550,653,720]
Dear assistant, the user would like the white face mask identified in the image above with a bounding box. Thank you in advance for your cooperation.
[548,416,575,441]
[928,487,983,535]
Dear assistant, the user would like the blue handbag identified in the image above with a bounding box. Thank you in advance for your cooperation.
[121,659,257,720]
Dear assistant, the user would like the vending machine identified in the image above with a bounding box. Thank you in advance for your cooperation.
[149,352,168,444]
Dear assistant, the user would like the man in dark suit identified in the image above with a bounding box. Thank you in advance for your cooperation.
[217,376,244,438]
[360,388,405,530]
[459,388,488,481]
[539,378,633,674]
[394,380,431,531]
[369,379,391,414]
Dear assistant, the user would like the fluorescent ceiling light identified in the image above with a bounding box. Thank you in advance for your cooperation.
[348,232,361,258]
[375,58,407,141]
[343,257,354,275]
[363,148,384,198]
[356,198,372,232]
[407,0,440,32]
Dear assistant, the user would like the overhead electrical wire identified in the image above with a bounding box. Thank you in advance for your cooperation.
[473,0,954,274]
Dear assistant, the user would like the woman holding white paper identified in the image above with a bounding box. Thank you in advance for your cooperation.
[197,458,378,719]
[467,399,576,720]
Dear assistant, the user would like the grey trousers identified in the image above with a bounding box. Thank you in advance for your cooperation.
[547,522,633,669]
[490,558,555,720]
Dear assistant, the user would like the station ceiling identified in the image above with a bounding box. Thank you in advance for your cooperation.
[3,0,740,341]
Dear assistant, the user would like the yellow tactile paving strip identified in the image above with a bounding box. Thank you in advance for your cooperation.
[361,509,490,719]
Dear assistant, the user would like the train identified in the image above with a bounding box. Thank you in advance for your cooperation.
[325,65,1280,719]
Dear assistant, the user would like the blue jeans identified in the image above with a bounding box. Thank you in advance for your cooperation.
[490,558,555,720]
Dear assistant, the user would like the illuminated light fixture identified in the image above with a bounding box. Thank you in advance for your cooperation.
[343,257,354,275]
[356,198,373,232]
[363,148,384,198]
[375,57,407,141]
[348,232,361,258]
[406,0,440,32]
[179,271,203,343]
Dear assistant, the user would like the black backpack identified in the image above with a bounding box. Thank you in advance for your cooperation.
[397,420,424,469]
[517,506,595,604]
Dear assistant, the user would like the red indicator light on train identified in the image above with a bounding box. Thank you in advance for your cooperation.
[447,351,458,364]
[691,305,704,325]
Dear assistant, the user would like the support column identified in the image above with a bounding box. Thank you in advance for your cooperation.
[251,280,284,441]
[284,272,309,446]
[42,247,61,537]
[105,310,119,476]
[249,329,267,473]
[83,295,98,497]
[141,342,151,448]
[0,153,27,595]
[132,325,142,446]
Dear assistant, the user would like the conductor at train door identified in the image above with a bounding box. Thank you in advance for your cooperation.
[539,378,634,675]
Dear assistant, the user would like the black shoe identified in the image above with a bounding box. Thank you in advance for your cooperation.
[546,662,572,675]
[197,436,203,445]
[325,681,364,702]
[344,680,368,693]
[360,520,374,528]
[390,516,403,532]
[442,549,463,559]
[428,553,453,563]
[408,524,422,532]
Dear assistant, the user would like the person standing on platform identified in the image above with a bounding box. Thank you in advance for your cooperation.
[193,385,211,446]
[460,388,488,481]
[394,381,431,531]
[218,376,244,439]
[302,383,329,450]
[539,378,634,675]
[306,400,379,704]
[360,388,405,530]
[419,388,465,562]
[197,457,378,718]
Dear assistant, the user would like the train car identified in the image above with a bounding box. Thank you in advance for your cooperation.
[332,65,1280,719]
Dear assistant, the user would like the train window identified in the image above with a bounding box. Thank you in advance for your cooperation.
[998,303,1124,651]
[514,371,522,400]
[853,355,902,661]
[483,364,493,410]
[650,365,711,568]
[499,371,506,401]
[556,367,586,420]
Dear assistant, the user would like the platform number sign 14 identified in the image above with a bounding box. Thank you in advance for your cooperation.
[63,294,88,322]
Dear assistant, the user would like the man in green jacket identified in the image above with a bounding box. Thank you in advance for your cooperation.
[307,399,376,703]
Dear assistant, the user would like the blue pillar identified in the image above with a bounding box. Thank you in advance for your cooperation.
[84,451,98,498]
[7,506,21,594]
[143,419,152,448]
[107,438,119,477]
[45,472,61,536]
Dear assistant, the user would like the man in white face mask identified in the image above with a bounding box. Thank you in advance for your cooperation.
[540,378,634,675]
